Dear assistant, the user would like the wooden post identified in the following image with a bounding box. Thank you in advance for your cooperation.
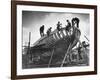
[60,43,71,67]
[27,32,32,63]
[28,32,31,47]
[27,32,31,53]
[48,49,54,67]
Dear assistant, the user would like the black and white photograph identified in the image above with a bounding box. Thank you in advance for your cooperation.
[22,11,90,69]
[11,1,97,79]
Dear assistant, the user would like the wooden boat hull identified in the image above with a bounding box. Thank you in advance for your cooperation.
[23,27,81,68]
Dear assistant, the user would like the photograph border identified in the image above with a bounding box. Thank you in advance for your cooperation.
[11,1,97,80]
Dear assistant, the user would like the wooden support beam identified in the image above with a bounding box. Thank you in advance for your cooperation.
[48,49,54,67]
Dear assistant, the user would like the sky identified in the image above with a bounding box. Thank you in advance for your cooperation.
[22,11,90,46]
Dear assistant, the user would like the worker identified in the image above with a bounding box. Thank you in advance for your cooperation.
[82,41,89,49]
[47,27,52,36]
[77,45,82,60]
[72,17,80,28]
[40,25,44,37]
[57,21,62,31]
[71,18,75,27]
[65,20,71,31]
[74,17,80,28]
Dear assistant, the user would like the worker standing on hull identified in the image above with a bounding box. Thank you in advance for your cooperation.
[57,21,62,31]
[65,20,71,31]
[65,20,71,36]
[47,27,52,36]
[40,25,44,37]
[56,21,62,38]
[72,17,80,28]
[74,17,80,28]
